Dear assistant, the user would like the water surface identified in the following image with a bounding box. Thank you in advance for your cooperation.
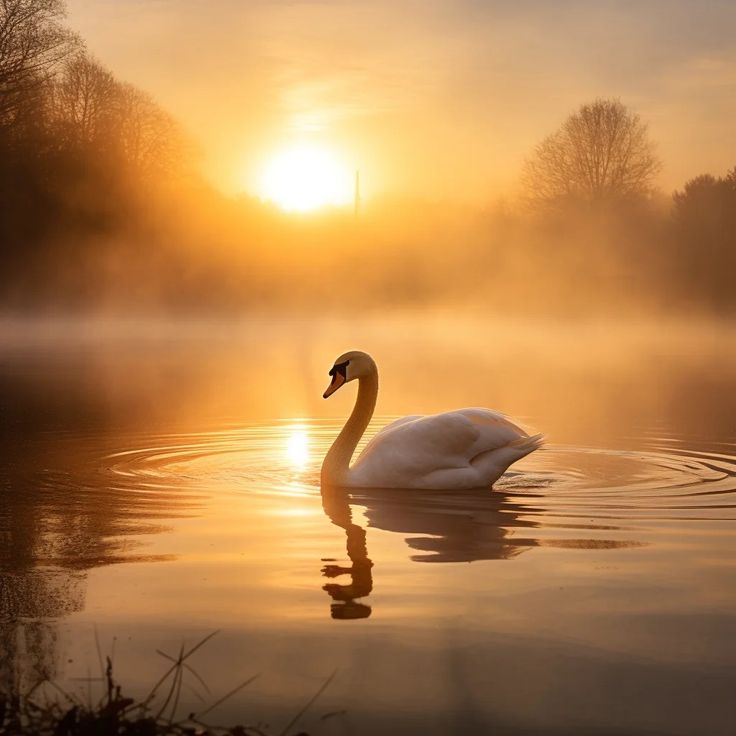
[1,317,735,735]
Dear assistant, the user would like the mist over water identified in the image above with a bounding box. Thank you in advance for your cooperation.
[2,316,735,735]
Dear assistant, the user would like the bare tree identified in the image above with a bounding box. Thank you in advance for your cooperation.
[522,98,661,210]
[115,82,188,178]
[0,0,77,128]
[48,52,118,146]
[47,54,190,179]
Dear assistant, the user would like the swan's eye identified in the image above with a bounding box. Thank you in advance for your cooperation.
[329,360,349,378]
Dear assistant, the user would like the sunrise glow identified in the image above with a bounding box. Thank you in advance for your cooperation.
[258,145,352,212]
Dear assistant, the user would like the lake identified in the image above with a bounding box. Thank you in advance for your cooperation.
[1,315,735,735]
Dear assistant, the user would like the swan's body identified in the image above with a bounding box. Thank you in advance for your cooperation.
[321,351,543,490]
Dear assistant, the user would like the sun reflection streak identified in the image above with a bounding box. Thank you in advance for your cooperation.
[285,426,310,470]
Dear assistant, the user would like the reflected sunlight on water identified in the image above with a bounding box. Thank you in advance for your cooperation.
[285,424,310,471]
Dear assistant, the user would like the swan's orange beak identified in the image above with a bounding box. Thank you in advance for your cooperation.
[323,372,346,399]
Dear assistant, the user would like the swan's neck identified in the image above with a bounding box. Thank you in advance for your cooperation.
[321,369,378,485]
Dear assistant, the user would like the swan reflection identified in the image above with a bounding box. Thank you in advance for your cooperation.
[318,477,645,618]
[319,481,544,619]
[353,486,541,563]
[320,481,373,620]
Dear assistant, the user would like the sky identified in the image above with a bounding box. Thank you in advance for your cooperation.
[66,0,736,204]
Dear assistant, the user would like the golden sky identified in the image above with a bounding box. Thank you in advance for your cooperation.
[67,0,736,204]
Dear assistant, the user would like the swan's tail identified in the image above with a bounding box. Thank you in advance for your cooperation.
[510,432,545,454]
[471,432,545,486]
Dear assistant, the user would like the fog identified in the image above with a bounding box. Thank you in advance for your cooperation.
[3,174,734,315]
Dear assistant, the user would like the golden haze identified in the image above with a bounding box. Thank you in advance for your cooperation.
[66,0,736,203]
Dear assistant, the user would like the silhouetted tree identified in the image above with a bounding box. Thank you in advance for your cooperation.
[46,52,190,178]
[0,0,193,309]
[48,51,117,147]
[115,82,187,178]
[671,167,736,309]
[0,0,77,136]
[673,169,736,230]
[523,98,661,211]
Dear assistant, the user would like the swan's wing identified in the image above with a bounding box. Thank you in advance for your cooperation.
[379,415,424,434]
[356,415,421,457]
[451,408,531,452]
[353,411,482,479]
[350,408,538,489]
[398,412,484,457]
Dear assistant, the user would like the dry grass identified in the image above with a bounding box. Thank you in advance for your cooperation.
[0,631,333,736]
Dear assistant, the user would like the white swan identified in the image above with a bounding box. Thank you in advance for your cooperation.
[321,351,543,489]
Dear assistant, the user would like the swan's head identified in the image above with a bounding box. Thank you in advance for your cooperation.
[323,351,376,399]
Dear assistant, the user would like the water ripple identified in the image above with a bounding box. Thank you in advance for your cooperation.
[99,418,736,524]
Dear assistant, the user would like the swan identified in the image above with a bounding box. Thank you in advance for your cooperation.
[321,350,543,489]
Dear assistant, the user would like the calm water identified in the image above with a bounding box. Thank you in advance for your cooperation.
[1,317,735,735]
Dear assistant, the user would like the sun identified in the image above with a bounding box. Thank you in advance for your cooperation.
[259,144,353,212]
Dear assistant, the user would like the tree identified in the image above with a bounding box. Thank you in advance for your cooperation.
[522,98,661,210]
[673,168,736,254]
[48,52,118,147]
[671,168,736,306]
[115,83,186,177]
[0,0,77,133]
[47,53,190,181]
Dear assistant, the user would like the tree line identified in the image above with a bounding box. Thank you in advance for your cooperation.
[0,0,186,175]
[0,0,733,314]
[518,98,734,312]
[0,0,195,307]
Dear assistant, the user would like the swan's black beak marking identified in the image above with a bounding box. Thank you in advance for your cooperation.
[323,360,349,399]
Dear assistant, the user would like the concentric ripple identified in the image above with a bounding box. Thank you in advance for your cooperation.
[5,416,736,573]
[101,418,736,527]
